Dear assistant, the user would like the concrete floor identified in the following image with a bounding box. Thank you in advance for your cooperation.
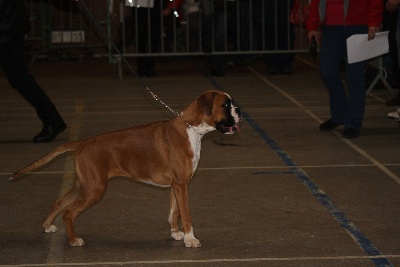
[1,56,400,267]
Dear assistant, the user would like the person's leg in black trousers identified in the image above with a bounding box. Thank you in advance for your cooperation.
[0,40,66,142]
[134,0,161,77]
[264,0,295,74]
[385,7,400,105]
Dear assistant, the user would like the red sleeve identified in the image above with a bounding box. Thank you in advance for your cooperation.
[368,0,384,28]
[306,0,321,31]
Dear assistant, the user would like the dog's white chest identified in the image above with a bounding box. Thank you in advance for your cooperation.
[187,128,203,174]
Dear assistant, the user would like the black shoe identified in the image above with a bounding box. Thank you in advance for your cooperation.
[210,69,225,77]
[342,128,359,139]
[146,69,157,77]
[267,67,278,75]
[319,119,343,131]
[33,122,67,143]
[281,67,293,75]
[385,95,400,106]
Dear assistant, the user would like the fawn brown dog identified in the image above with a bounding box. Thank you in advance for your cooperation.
[10,90,241,247]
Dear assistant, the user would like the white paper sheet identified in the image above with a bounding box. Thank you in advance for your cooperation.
[346,31,389,64]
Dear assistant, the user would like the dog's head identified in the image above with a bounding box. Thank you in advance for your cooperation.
[196,90,241,134]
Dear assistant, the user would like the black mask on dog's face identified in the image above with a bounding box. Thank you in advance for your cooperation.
[215,99,241,134]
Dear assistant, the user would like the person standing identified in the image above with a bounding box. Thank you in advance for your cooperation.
[200,0,234,77]
[253,0,295,75]
[0,0,67,143]
[307,0,383,138]
[385,0,400,107]
[131,0,162,77]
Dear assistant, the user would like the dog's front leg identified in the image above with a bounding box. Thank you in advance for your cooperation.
[169,189,184,241]
[172,184,201,248]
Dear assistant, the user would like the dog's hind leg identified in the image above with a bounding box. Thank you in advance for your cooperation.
[43,181,80,233]
[62,180,107,246]
[169,189,184,241]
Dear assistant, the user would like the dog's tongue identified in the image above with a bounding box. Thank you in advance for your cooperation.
[227,124,240,134]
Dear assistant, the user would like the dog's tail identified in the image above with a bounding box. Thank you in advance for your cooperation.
[9,141,82,181]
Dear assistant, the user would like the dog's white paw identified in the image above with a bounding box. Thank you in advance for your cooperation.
[171,231,184,241]
[184,237,201,248]
[184,228,201,248]
[70,238,85,247]
[44,225,57,233]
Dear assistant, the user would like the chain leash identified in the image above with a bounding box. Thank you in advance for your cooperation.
[79,0,202,134]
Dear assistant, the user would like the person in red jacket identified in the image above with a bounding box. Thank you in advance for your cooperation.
[307,0,383,138]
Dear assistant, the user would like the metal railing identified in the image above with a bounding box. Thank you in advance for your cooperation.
[114,0,310,56]
[24,0,310,61]
[25,0,112,61]
[366,56,394,95]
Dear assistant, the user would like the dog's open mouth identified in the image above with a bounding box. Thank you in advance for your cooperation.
[218,123,240,134]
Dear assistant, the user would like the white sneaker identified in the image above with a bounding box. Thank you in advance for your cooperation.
[387,109,400,119]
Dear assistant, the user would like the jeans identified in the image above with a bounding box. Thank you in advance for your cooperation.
[320,25,368,132]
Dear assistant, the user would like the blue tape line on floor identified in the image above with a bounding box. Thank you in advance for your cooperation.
[204,73,393,267]
[244,111,392,267]
[252,171,295,175]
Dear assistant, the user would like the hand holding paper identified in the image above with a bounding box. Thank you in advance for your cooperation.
[346,31,389,64]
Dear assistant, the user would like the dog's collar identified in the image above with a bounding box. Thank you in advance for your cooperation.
[143,87,204,136]
[178,114,205,136]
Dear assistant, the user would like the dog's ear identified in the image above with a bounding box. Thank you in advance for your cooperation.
[197,92,216,116]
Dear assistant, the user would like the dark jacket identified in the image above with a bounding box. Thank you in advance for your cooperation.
[0,0,31,46]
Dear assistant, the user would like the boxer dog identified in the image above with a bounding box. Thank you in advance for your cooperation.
[9,90,241,248]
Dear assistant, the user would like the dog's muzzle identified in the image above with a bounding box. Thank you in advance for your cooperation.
[218,124,240,134]
[217,107,241,135]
